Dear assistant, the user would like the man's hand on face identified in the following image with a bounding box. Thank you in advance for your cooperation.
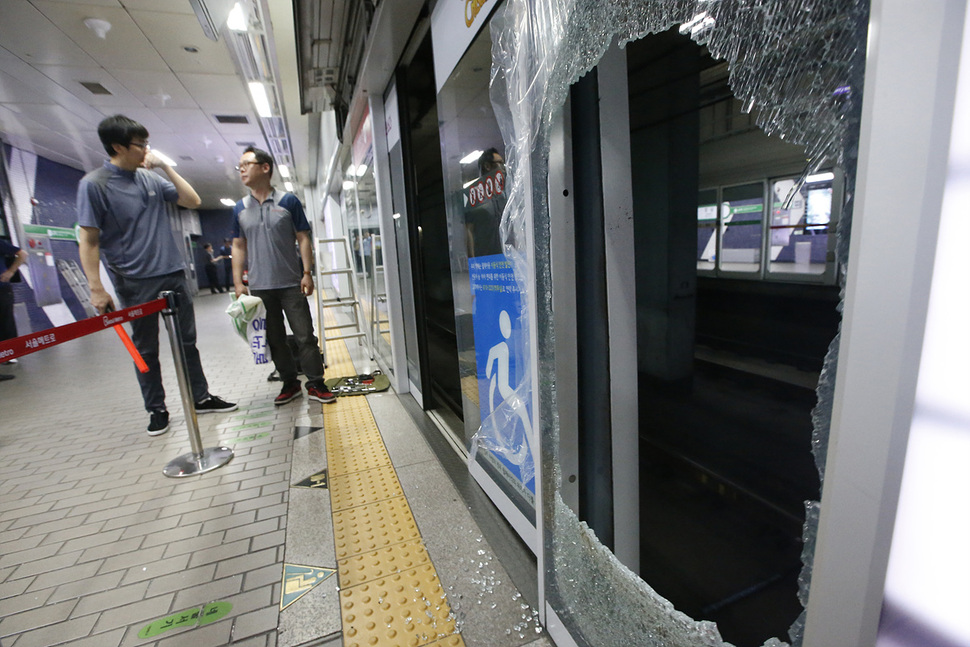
[142,151,166,170]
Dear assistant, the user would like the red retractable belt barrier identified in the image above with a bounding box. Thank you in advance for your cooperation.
[0,298,167,364]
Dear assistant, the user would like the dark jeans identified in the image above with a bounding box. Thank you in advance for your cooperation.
[112,271,210,412]
[0,285,16,342]
[251,285,323,384]
[203,264,219,292]
[221,260,232,290]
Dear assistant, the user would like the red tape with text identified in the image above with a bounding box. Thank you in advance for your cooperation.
[0,298,167,362]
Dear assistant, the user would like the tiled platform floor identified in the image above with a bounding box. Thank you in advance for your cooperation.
[0,290,551,647]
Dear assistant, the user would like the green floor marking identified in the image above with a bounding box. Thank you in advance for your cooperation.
[231,421,273,432]
[281,565,336,610]
[232,431,271,443]
[138,601,232,639]
[233,408,275,422]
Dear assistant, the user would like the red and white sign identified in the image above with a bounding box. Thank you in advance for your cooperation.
[466,170,505,206]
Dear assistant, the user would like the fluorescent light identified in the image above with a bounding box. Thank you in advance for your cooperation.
[227,3,247,31]
[342,180,355,191]
[152,150,177,167]
[807,172,835,183]
[278,164,290,178]
[460,150,483,165]
[353,164,367,177]
[220,198,236,207]
[463,178,477,188]
[284,181,294,192]
[248,82,272,118]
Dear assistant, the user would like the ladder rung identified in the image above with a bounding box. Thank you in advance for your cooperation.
[326,332,366,341]
[325,323,362,330]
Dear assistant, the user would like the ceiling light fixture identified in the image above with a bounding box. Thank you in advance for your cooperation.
[220,198,236,207]
[284,181,294,192]
[806,172,835,183]
[278,165,290,178]
[460,150,483,165]
[227,3,248,32]
[248,82,272,118]
[83,17,112,39]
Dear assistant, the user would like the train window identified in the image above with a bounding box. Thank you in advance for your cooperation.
[696,188,717,271]
[768,173,835,277]
[696,173,839,283]
[718,182,764,274]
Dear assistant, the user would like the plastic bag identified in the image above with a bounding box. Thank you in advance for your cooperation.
[225,294,271,365]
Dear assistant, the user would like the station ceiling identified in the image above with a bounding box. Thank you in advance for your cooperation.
[0,0,336,210]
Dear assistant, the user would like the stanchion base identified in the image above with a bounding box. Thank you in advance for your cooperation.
[163,447,234,478]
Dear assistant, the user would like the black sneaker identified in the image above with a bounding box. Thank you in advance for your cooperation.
[195,395,238,414]
[306,382,337,404]
[275,381,303,405]
[147,410,169,436]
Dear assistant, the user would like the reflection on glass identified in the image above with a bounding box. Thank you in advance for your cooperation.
[437,23,536,510]
[768,176,833,275]
[697,188,718,271]
[719,182,764,273]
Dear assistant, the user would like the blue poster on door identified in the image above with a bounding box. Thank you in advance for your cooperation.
[469,254,535,494]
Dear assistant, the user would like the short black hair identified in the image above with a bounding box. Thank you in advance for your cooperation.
[244,145,274,178]
[479,147,503,175]
[98,115,149,157]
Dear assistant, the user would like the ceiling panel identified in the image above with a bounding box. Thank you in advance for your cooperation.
[178,73,251,113]
[0,0,99,67]
[0,69,58,105]
[40,0,122,6]
[31,1,169,71]
[34,64,144,108]
[109,68,197,110]
[0,103,96,136]
[120,0,192,13]
[153,107,223,133]
[129,10,237,75]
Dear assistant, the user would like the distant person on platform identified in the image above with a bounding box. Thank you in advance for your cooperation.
[0,238,27,381]
[77,114,236,436]
[218,238,233,292]
[202,243,225,294]
[231,146,336,406]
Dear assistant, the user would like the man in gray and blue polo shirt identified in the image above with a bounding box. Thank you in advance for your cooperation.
[231,146,335,405]
[78,114,236,436]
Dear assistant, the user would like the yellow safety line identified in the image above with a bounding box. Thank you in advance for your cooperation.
[321,309,465,647]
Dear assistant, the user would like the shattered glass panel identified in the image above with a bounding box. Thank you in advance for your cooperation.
[485,0,868,644]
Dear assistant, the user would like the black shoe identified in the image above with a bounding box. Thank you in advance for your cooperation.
[306,382,337,403]
[0,374,14,382]
[275,381,303,405]
[148,410,169,436]
[195,395,238,414]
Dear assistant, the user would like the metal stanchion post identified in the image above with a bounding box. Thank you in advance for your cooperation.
[159,290,233,477]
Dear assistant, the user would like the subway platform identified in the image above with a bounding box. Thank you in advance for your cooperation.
[0,290,550,647]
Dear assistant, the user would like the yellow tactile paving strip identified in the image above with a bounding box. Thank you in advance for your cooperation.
[321,307,465,647]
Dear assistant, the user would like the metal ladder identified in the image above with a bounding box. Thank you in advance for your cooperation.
[315,237,368,354]
[368,234,389,353]
[57,259,98,317]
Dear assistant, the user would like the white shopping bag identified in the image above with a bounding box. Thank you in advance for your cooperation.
[225,294,272,365]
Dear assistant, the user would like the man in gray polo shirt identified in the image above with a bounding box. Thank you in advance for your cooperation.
[78,114,236,436]
[231,146,335,405]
